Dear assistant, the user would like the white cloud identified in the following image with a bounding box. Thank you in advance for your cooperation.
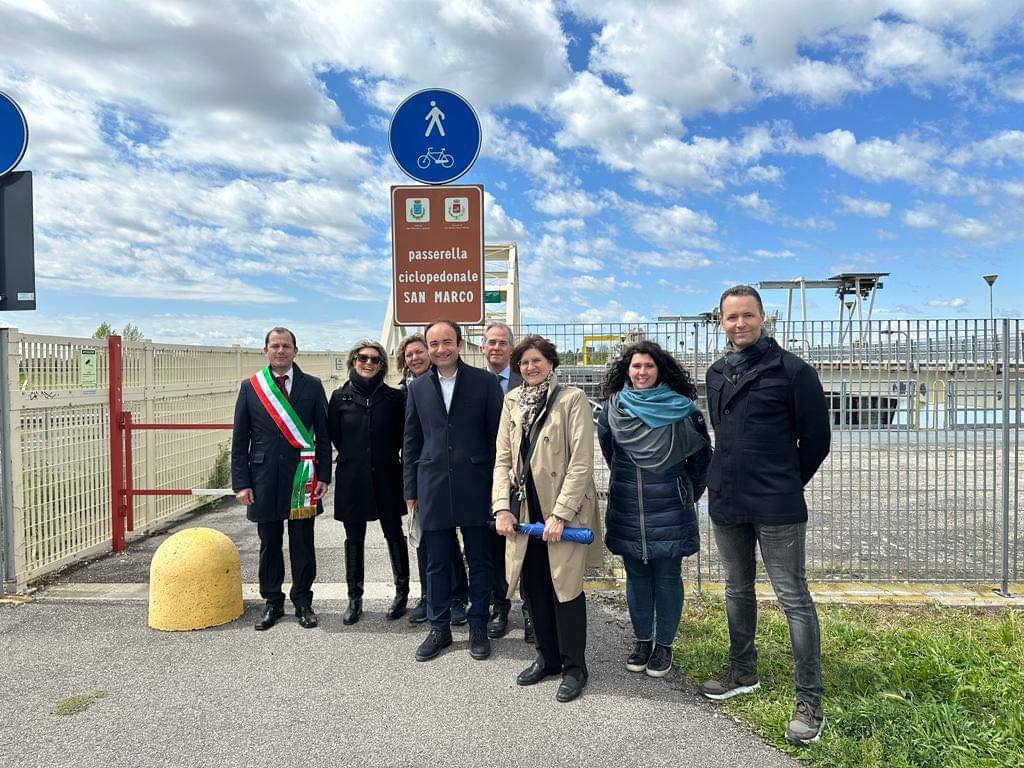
[790,129,937,184]
[733,192,774,221]
[838,194,891,217]
[864,20,966,85]
[551,72,773,191]
[630,203,717,247]
[904,208,940,228]
[484,192,528,241]
[927,297,968,308]
[533,189,605,216]
[943,217,994,241]
[752,248,796,260]
[569,274,639,294]
[747,165,782,184]
[951,130,1024,166]
[768,58,867,103]
[632,250,713,269]
[543,217,586,232]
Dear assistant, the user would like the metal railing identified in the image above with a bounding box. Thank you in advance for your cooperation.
[1,319,1020,590]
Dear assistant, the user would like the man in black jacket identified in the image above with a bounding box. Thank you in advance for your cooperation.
[231,327,331,631]
[698,286,831,746]
[404,320,503,662]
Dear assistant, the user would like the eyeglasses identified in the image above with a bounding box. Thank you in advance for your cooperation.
[356,354,382,365]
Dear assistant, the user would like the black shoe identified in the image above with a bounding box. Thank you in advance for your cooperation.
[296,605,318,629]
[254,604,284,631]
[450,601,468,626]
[487,605,510,639]
[415,627,453,662]
[645,644,672,677]
[516,659,561,686]
[408,598,428,624]
[469,624,492,660]
[523,605,535,645]
[556,672,588,703]
[342,598,362,625]
[626,639,653,672]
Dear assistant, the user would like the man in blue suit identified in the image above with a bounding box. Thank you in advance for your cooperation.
[404,319,503,662]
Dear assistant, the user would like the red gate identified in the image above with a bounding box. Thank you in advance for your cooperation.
[107,335,234,552]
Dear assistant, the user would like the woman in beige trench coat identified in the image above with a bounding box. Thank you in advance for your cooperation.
[493,334,601,703]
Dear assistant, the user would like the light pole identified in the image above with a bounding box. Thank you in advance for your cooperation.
[982,274,998,329]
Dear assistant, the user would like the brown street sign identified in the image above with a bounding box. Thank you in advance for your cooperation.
[391,184,484,325]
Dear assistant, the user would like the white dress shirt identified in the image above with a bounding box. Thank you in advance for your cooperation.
[438,368,457,412]
[274,366,294,396]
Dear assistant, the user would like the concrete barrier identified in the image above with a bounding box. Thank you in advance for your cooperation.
[148,527,243,630]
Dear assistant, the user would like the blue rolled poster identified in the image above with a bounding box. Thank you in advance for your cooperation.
[514,522,594,545]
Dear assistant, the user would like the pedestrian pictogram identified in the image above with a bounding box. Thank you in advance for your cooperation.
[424,100,446,137]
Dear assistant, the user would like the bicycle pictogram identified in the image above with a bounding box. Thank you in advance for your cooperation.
[417,147,455,169]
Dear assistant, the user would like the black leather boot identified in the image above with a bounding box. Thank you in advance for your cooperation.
[386,537,410,620]
[343,539,364,625]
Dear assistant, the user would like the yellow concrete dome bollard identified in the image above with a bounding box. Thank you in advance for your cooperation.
[148,527,243,631]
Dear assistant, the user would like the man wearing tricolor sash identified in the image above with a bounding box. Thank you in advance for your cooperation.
[231,327,331,631]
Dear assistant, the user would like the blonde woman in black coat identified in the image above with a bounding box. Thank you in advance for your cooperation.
[328,339,408,624]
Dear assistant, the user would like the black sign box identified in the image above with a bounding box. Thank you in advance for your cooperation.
[0,171,35,311]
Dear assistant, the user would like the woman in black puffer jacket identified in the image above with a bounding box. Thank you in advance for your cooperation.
[597,341,710,678]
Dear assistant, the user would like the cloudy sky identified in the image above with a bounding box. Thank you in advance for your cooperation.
[1,0,1022,348]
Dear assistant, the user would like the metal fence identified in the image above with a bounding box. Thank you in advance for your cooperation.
[1,319,1020,590]
[0,329,351,589]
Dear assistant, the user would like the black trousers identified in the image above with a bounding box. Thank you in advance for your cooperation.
[421,525,492,630]
[520,535,587,678]
[342,515,405,544]
[416,530,468,604]
[491,527,512,609]
[257,517,316,609]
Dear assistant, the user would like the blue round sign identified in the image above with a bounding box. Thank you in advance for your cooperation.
[389,89,481,184]
[0,92,28,177]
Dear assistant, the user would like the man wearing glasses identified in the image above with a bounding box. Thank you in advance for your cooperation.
[404,319,504,661]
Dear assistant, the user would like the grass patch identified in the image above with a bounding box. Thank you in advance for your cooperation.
[51,690,107,716]
[674,596,1024,768]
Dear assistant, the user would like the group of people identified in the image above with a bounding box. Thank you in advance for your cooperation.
[230,284,831,744]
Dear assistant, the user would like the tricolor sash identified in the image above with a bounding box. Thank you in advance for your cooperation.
[250,366,318,519]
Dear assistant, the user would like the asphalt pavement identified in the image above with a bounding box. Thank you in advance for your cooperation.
[1,502,797,768]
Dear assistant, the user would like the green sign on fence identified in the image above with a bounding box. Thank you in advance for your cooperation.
[79,347,98,389]
[484,290,504,303]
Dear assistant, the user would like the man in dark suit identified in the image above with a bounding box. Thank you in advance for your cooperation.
[404,319,503,661]
[231,327,331,631]
[481,322,529,641]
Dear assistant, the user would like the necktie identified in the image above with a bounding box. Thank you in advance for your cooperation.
[275,375,288,399]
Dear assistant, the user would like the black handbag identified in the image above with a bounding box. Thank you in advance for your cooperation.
[509,385,561,519]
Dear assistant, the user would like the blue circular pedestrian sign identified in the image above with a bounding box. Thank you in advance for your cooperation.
[0,92,28,177]
[389,89,481,184]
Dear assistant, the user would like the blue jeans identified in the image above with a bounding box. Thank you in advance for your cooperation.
[621,554,683,647]
[712,521,822,705]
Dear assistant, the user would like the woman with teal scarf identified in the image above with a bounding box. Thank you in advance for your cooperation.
[597,341,711,678]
